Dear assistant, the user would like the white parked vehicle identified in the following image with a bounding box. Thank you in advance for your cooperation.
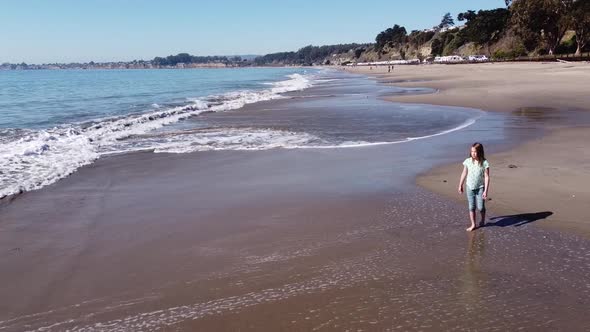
[468,55,489,62]
[433,55,465,63]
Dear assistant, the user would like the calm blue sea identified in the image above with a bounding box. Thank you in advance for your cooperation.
[0,68,312,129]
[0,68,478,198]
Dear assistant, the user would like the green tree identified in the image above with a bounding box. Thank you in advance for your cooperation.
[430,38,443,55]
[571,0,590,55]
[375,24,407,50]
[153,56,168,66]
[442,33,465,55]
[458,8,510,55]
[511,0,571,55]
[408,30,435,48]
[253,43,369,65]
[457,10,477,22]
[175,53,192,64]
[354,48,364,59]
[439,12,455,29]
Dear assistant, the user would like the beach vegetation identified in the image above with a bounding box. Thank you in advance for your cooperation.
[442,33,466,56]
[354,48,365,59]
[556,33,578,54]
[253,43,370,66]
[512,42,528,57]
[375,24,408,50]
[408,30,436,48]
[492,45,527,59]
[510,0,572,55]
[492,49,512,59]
[570,0,590,55]
[430,38,443,56]
[355,1,588,62]
[458,8,510,54]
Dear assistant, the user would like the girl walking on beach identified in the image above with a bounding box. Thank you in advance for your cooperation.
[458,143,490,231]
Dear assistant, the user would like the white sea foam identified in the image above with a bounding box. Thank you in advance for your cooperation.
[0,74,314,198]
[313,78,339,83]
[102,127,325,154]
[292,117,479,150]
[104,116,479,155]
[0,129,99,198]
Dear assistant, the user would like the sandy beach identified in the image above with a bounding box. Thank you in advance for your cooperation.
[347,62,590,112]
[2,64,590,331]
[347,62,590,238]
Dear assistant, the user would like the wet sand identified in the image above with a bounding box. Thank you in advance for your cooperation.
[2,67,590,331]
[417,127,590,238]
[2,150,589,331]
[347,62,590,238]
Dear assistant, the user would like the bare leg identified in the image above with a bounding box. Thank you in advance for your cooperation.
[467,211,477,231]
[480,210,486,227]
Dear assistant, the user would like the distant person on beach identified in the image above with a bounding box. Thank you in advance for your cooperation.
[458,143,490,231]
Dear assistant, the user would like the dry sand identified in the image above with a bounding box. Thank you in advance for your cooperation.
[347,62,590,238]
[346,62,590,112]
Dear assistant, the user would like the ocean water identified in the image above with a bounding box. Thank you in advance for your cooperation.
[0,68,479,198]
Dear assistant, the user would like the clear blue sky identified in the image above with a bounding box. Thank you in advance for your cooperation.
[1,0,506,64]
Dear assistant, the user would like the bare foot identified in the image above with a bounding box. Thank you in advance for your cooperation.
[466,225,476,232]
[479,221,486,227]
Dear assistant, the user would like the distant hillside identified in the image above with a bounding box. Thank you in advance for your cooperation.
[255,1,590,65]
[235,54,260,61]
[252,44,371,66]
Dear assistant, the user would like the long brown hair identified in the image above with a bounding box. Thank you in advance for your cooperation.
[471,142,485,166]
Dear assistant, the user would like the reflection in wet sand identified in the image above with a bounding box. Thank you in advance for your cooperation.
[461,231,486,308]
[513,107,557,120]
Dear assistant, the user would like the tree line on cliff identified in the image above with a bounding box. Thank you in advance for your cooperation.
[152,54,243,66]
[377,0,589,60]
[155,0,590,66]
[137,1,590,67]
[252,44,371,66]
[149,44,371,67]
[254,0,590,65]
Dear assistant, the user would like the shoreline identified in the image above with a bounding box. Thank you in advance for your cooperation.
[345,62,590,238]
[2,65,590,330]
[343,62,590,112]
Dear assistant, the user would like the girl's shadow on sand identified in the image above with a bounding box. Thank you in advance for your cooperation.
[484,212,553,228]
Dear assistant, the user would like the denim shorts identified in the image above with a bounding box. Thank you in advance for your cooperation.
[466,186,486,212]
